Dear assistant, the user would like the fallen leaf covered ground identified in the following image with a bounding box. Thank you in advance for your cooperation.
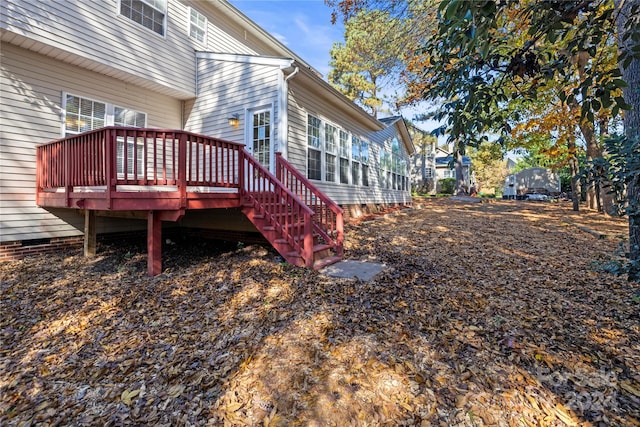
[1,198,639,426]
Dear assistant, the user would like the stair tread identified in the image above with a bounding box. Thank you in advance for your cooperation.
[313,243,332,252]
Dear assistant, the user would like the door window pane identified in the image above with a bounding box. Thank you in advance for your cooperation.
[252,111,271,167]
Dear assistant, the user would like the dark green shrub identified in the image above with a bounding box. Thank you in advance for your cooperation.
[440,178,456,194]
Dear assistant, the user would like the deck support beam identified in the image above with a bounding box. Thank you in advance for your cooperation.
[147,210,162,276]
[84,210,96,257]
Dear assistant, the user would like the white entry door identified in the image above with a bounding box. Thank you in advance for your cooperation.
[246,106,274,173]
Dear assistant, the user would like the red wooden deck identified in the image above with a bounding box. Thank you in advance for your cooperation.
[36,127,343,275]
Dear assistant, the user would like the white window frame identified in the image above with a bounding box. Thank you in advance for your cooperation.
[188,6,207,44]
[324,123,337,183]
[62,93,107,137]
[425,167,434,179]
[114,105,147,178]
[61,93,148,178]
[305,113,372,187]
[339,130,350,185]
[443,169,456,179]
[307,114,322,181]
[118,0,167,37]
[351,135,361,186]
[380,137,409,191]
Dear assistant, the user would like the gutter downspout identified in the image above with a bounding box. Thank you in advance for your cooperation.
[278,65,299,160]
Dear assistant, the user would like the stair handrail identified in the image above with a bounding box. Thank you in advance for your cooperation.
[240,149,315,266]
[275,152,344,256]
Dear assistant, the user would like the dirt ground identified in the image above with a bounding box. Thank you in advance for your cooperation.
[1,198,639,426]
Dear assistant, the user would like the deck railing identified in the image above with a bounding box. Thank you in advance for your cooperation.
[242,151,315,266]
[36,127,244,205]
[275,152,344,256]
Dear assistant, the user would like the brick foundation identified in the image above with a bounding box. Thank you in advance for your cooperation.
[0,236,85,261]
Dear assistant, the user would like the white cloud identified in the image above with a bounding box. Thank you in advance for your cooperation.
[270,31,289,46]
[230,1,344,78]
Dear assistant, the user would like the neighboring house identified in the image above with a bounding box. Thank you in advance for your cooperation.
[434,148,474,192]
[0,0,414,270]
[503,167,561,199]
[406,123,437,193]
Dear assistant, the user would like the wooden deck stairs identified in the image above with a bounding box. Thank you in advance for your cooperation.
[241,198,341,269]
[35,127,344,275]
[239,153,343,269]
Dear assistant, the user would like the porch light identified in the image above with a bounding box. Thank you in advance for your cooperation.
[227,113,240,128]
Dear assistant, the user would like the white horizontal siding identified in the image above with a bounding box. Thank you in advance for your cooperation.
[185,1,258,55]
[286,79,412,206]
[0,44,182,243]
[186,58,280,145]
[1,0,201,96]
[1,1,282,99]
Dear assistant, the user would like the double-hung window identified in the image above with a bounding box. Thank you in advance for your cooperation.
[351,136,361,186]
[64,94,106,136]
[120,0,167,36]
[114,106,147,178]
[379,149,388,188]
[361,141,369,186]
[379,138,408,191]
[339,130,350,184]
[305,114,371,187]
[391,138,401,190]
[189,7,207,43]
[324,123,337,183]
[425,167,434,178]
[63,94,147,179]
[443,169,456,179]
[307,115,322,180]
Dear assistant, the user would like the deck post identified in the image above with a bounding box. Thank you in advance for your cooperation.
[84,210,96,257]
[147,210,162,276]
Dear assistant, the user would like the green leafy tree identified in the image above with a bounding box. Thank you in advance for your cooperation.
[614,0,640,279]
[469,142,508,195]
[328,10,405,117]
[327,0,640,278]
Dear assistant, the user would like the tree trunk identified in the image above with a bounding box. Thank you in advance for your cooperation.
[455,150,466,195]
[616,0,640,281]
[579,120,600,210]
[598,117,616,215]
[421,144,427,182]
[568,139,581,211]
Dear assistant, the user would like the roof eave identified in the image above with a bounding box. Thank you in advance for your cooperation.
[295,64,385,131]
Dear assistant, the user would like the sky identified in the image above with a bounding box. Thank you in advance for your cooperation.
[229,0,442,139]
[230,0,345,78]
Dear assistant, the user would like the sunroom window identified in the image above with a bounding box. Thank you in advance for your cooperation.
[361,141,369,186]
[339,130,350,184]
[120,0,167,36]
[307,114,322,180]
[351,136,361,186]
[325,123,337,183]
